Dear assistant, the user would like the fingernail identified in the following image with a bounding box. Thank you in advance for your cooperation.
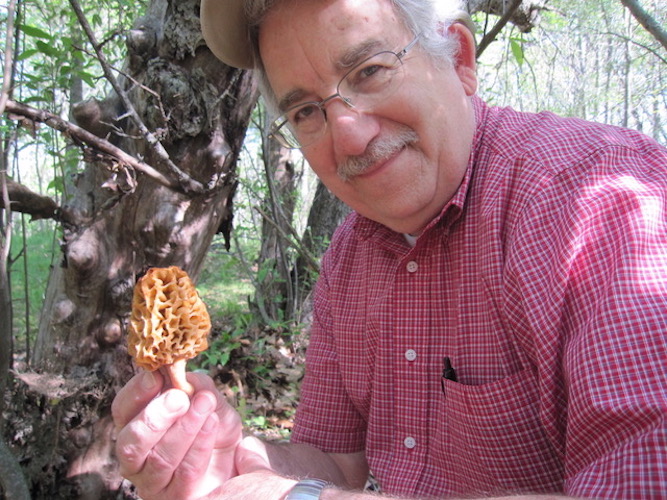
[141,371,157,390]
[192,393,215,415]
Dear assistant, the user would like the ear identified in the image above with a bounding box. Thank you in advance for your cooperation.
[448,22,478,96]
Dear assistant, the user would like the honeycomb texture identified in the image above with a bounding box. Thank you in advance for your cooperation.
[128,266,210,371]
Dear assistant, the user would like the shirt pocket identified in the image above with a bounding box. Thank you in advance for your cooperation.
[439,368,563,494]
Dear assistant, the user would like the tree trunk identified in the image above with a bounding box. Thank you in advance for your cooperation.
[255,132,301,324]
[295,181,351,318]
[6,0,257,497]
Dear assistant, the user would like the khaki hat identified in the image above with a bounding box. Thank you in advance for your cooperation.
[200,0,476,69]
[201,0,254,69]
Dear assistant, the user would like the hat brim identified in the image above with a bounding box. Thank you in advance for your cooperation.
[200,1,476,70]
[201,0,254,69]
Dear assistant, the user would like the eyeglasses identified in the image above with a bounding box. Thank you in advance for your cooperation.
[269,34,421,149]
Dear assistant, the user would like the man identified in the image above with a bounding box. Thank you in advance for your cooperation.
[112,0,667,499]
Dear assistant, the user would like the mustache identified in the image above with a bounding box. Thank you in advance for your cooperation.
[337,128,419,181]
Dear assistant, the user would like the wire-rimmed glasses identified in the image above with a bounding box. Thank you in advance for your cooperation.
[268,34,421,149]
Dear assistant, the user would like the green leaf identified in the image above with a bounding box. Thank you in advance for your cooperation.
[219,351,231,366]
[19,24,52,40]
[23,95,47,104]
[510,39,524,66]
[77,70,97,87]
[35,40,60,57]
[17,49,39,61]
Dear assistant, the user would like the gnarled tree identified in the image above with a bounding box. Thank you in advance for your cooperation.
[3,0,256,496]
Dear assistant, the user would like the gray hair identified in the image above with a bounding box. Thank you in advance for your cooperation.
[244,0,469,113]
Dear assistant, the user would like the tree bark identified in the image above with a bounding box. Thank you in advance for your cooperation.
[0,438,30,500]
[295,181,351,314]
[619,0,667,51]
[5,0,257,497]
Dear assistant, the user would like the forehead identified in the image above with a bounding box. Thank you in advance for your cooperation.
[259,0,408,105]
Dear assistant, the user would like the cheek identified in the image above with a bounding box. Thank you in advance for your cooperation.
[302,148,343,192]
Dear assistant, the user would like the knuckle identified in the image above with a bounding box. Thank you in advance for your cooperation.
[174,411,206,436]
[172,459,202,485]
[116,435,145,473]
[142,408,173,434]
[145,446,178,476]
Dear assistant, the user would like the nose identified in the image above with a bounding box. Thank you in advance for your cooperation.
[325,99,380,158]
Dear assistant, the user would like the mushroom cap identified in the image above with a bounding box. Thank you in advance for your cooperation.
[128,266,211,371]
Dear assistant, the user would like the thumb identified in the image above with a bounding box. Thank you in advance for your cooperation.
[234,436,272,475]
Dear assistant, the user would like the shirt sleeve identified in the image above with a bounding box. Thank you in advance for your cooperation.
[505,142,667,498]
[290,252,368,454]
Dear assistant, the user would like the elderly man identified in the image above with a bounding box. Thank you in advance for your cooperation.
[112,0,667,499]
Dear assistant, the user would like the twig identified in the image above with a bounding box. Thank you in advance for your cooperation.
[5,99,181,192]
[476,0,524,58]
[231,231,273,325]
[72,42,171,128]
[254,205,320,273]
[599,30,667,65]
[619,0,667,52]
[67,0,206,194]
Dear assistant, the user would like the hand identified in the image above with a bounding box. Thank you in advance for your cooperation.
[112,370,243,500]
[210,470,297,500]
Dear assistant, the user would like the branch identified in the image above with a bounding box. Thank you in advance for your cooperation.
[619,0,667,52]
[0,0,16,115]
[4,177,59,221]
[4,99,181,192]
[67,0,206,194]
[254,205,320,273]
[600,30,667,65]
[476,0,524,58]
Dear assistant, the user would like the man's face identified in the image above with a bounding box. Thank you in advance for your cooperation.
[259,0,477,235]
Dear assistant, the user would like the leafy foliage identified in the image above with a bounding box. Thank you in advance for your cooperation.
[475,0,666,145]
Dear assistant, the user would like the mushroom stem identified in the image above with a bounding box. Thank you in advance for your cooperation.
[162,358,195,397]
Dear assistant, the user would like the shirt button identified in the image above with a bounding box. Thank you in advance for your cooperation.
[406,261,418,273]
[404,437,417,449]
[404,349,417,362]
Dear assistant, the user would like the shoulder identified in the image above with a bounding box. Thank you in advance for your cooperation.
[480,103,666,177]
[470,102,667,234]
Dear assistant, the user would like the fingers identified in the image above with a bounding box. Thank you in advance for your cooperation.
[113,370,244,500]
[116,389,191,478]
[112,371,164,430]
[235,436,272,475]
[167,412,221,497]
[117,390,219,498]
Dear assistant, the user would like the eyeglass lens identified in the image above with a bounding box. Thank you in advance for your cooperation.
[270,41,415,149]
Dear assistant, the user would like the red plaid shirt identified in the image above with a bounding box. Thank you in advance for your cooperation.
[291,96,667,499]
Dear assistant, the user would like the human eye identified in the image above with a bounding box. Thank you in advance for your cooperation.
[286,103,321,131]
[345,53,397,93]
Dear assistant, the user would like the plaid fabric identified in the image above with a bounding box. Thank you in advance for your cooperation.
[291,96,667,499]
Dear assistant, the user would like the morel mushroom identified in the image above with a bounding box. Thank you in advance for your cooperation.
[128,266,211,396]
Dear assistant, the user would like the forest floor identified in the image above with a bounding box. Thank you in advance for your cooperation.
[200,319,308,442]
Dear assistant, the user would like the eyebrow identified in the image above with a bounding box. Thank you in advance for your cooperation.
[278,89,309,113]
[336,39,383,70]
[276,38,385,113]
